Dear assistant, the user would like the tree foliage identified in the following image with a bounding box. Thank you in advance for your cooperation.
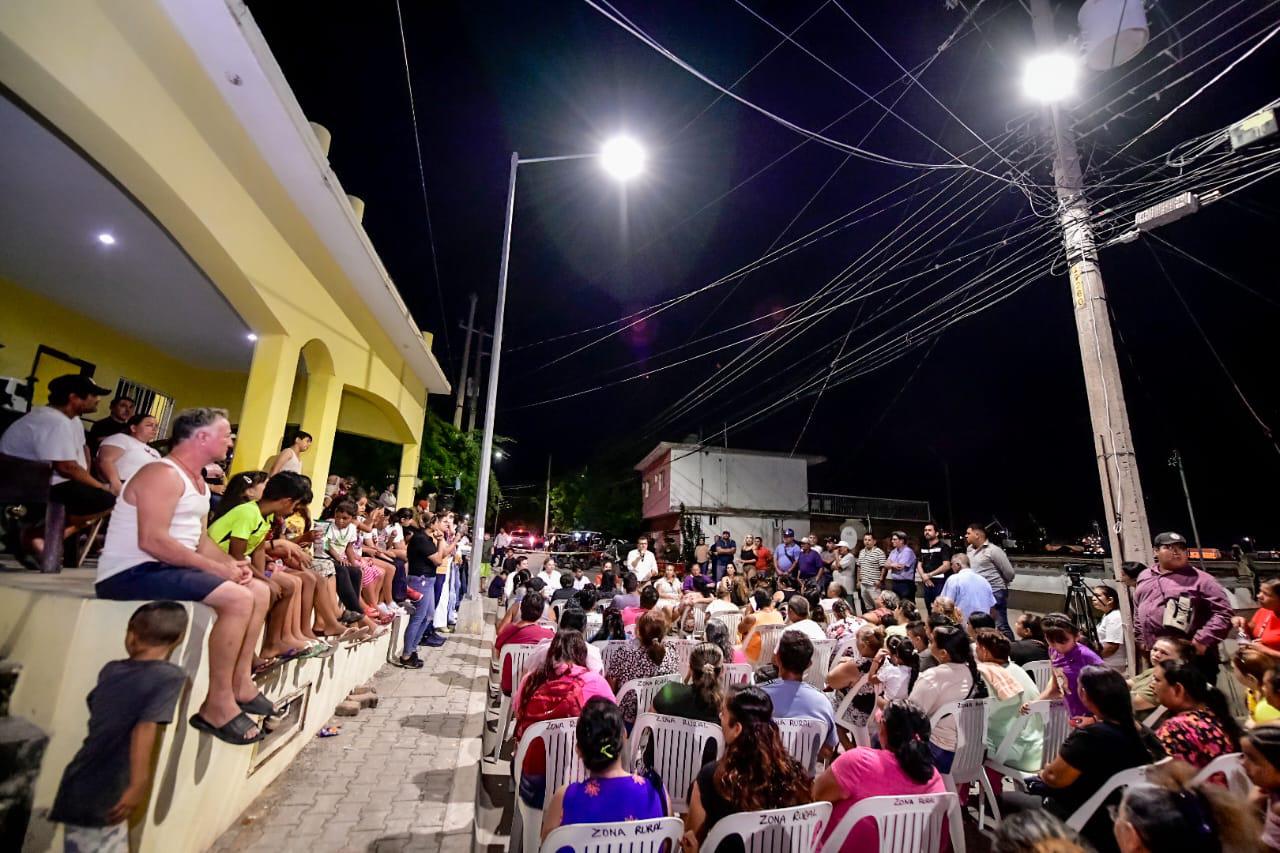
[417,409,505,520]
[548,464,641,538]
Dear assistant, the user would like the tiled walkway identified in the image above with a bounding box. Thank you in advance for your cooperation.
[211,623,492,853]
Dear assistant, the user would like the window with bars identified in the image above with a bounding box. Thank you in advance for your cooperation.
[114,377,175,437]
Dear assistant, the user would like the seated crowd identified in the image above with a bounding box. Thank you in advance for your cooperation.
[488,531,1276,853]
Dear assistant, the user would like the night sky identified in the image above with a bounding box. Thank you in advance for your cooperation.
[247,1,1280,546]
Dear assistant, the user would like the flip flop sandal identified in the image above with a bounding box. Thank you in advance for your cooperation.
[189,712,265,745]
[237,693,279,716]
[251,657,279,676]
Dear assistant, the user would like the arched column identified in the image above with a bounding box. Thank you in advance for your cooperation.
[231,333,296,475]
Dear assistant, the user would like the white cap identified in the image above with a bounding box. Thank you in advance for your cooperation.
[836,540,851,549]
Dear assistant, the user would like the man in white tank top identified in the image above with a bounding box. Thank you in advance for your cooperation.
[96,408,272,746]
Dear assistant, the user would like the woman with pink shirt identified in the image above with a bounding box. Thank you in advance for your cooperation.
[813,700,946,852]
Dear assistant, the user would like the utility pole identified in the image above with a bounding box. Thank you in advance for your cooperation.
[1169,449,1205,569]
[542,454,552,537]
[1029,0,1151,673]
[452,292,478,428]
[466,335,491,433]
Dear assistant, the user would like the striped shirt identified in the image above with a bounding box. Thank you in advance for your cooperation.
[856,547,886,587]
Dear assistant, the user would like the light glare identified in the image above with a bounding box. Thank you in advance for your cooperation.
[246,333,259,342]
[1022,53,1078,103]
[97,232,116,246]
[600,136,645,181]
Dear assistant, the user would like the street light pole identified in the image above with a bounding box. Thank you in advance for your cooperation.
[452,292,477,428]
[1028,0,1150,673]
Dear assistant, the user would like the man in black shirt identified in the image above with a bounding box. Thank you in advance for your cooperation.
[550,573,577,602]
[401,520,447,667]
[86,395,135,451]
[917,522,953,612]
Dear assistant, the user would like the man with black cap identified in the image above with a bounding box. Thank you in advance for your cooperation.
[0,374,115,558]
[1133,531,1233,681]
[774,528,801,576]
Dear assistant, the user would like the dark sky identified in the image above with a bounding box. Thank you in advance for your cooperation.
[247,1,1280,546]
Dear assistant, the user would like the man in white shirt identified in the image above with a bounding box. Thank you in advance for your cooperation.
[781,595,827,643]
[625,536,658,584]
[833,541,856,596]
[571,566,589,590]
[0,374,116,561]
[536,556,560,589]
[707,586,741,616]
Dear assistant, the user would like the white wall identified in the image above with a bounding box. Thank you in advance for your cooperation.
[669,448,809,514]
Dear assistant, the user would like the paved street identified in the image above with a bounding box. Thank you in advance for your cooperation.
[211,620,493,853]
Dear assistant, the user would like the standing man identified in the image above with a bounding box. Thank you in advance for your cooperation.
[774,528,802,577]
[855,533,886,614]
[87,394,135,451]
[1134,531,1233,683]
[833,541,856,599]
[711,530,736,583]
[938,554,995,627]
[493,527,511,567]
[880,531,918,604]
[626,536,658,584]
[966,523,1016,639]
[917,522,953,611]
[794,537,825,591]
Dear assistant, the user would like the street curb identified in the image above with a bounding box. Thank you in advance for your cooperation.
[443,601,496,850]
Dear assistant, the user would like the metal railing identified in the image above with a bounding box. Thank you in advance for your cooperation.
[807,492,932,522]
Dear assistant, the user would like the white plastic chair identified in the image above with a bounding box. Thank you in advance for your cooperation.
[710,611,742,643]
[721,662,754,690]
[539,816,684,853]
[985,699,1069,782]
[551,599,568,618]
[833,675,873,748]
[629,712,725,814]
[1023,659,1054,692]
[776,717,828,775]
[485,643,542,759]
[669,638,700,678]
[745,623,786,668]
[930,699,998,828]
[512,718,585,853]
[1065,757,1173,832]
[1142,705,1168,728]
[584,611,602,638]
[702,802,833,853]
[1192,752,1251,797]
[594,639,629,673]
[616,673,682,722]
[818,792,964,853]
[804,638,836,692]
[690,602,708,637]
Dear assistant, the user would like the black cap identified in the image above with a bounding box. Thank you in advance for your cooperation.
[1154,531,1188,547]
[47,374,110,399]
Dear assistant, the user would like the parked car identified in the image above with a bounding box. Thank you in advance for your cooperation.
[507,528,541,551]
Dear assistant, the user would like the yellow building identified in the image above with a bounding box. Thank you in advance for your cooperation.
[0,0,449,508]
[0,2,451,850]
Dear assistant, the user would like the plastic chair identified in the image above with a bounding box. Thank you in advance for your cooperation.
[818,793,964,853]
[669,638,700,678]
[539,816,684,853]
[930,699,998,828]
[833,675,873,748]
[485,643,542,759]
[985,699,1069,782]
[616,674,682,722]
[1065,757,1173,832]
[551,599,567,618]
[1192,752,1251,797]
[584,611,602,638]
[594,639,629,673]
[745,623,786,668]
[629,712,725,814]
[776,717,828,775]
[1023,659,1054,692]
[710,611,742,643]
[1142,705,1168,728]
[804,638,836,692]
[690,602,708,637]
[512,718,585,853]
[702,802,833,853]
[721,663,754,690]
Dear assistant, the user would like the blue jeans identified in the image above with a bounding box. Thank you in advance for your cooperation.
[447,559,463,623]
[403,575,437,652]
[993,587,1013,640]
[891,579,916,604]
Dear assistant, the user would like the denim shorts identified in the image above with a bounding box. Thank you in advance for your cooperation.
[96,561,225,602]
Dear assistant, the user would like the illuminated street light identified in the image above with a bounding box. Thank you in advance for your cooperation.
[600,135,645,181]
[1022,52,1078,103]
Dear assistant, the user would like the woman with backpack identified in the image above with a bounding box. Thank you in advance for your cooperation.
[512,630,615,808]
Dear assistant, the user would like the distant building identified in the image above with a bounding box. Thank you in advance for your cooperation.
[634,442,932,551]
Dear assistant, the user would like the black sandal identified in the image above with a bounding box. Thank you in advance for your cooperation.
[237,693,279,716]
[189,712,265,745]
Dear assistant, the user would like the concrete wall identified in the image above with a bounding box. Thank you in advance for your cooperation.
[0,580,401,853]
[670,449,809,515]
[640,449,671,520]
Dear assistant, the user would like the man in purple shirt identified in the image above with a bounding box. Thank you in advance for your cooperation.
[880,531,919,605]
[1133,531,1233,682]
[793,537,825,585]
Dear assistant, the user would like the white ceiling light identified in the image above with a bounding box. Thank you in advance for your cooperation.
[246,333,258,342]
[600,135,645,181]
[97,232,116,246]
[1022,53,1079,103]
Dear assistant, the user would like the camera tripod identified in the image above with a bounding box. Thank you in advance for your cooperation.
[1063,571,1100,649]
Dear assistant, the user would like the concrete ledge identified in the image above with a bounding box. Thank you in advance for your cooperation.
[0,569,403,852]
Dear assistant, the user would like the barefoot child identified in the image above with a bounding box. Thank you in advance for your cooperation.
[49,602,189,852]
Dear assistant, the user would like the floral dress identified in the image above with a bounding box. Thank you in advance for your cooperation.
[1155,708,1234,770]
[606,639,679,723]
[561,772,667,826]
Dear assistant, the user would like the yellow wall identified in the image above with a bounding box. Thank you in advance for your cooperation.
[0,276,247,420]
